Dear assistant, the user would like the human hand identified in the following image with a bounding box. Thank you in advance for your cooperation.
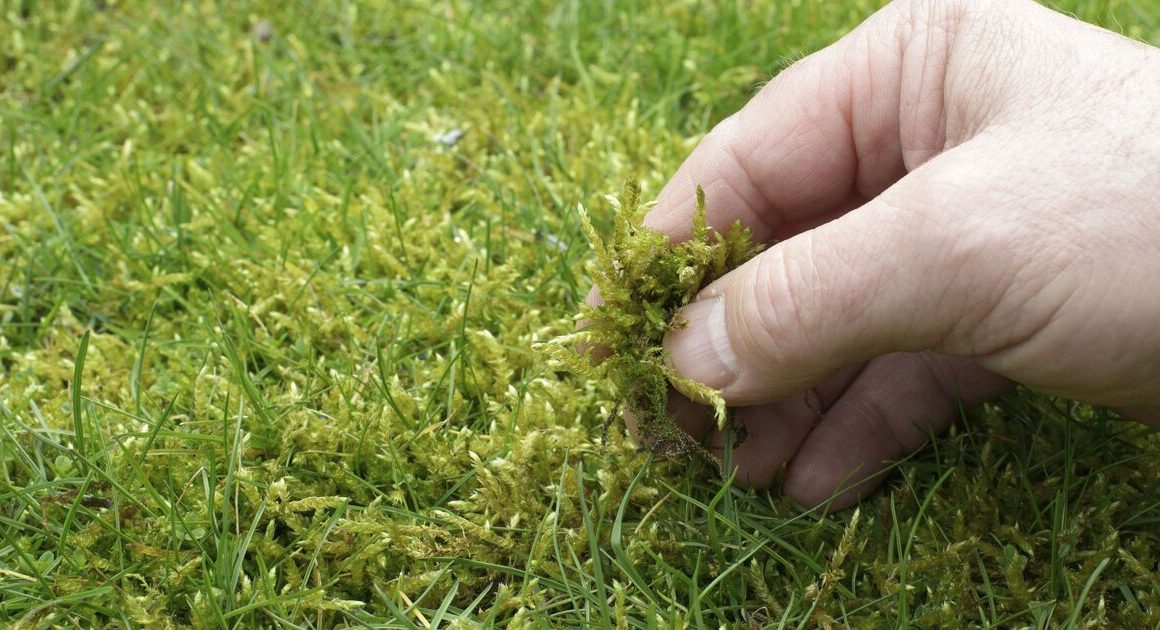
[591,0,1160,509]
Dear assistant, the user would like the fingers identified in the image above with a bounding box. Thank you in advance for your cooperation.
[710,364,865,488]
[639,0,979,244]
[627,352,1010,513]
[1119,407,1160,427]
[623,366,864,482]
[665,149,1003,406]
[783,352,1011,510]
[642,19,896,243]
[585,5,913,319]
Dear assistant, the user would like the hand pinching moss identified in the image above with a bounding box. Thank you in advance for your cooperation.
[549,180,763,457]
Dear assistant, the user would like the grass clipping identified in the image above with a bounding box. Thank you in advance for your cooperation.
[554,181,763,457]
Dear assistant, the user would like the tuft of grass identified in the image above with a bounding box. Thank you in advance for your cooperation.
[1,0,1160,626]
[548,181,761,457]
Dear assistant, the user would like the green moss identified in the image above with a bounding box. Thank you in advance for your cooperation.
[552,181,762,457]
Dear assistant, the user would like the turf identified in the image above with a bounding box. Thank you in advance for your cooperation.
[2,0,1160,626]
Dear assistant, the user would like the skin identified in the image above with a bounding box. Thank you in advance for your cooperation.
[587,0,1160,510]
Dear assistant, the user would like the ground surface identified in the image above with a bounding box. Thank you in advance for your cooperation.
[3,1,1160,627]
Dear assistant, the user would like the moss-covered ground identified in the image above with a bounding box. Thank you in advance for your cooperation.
[3,1,1160,626]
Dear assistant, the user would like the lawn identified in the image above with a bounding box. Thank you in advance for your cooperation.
[3,0,1160,626]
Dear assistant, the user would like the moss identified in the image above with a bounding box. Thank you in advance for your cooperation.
[551,181,762,457]
[5,1,1160,627]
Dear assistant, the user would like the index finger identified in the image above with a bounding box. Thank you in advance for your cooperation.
[642,2,933,243]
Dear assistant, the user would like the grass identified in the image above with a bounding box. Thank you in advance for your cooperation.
[2,0,1160,626]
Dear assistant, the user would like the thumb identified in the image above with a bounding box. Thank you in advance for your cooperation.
[665,151,1001,405]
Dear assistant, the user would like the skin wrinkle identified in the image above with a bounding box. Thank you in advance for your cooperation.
[712,159,782,242]
[938,218,1051,356]
[1029,184,1109,251]
[942,259,1019,357]
[1039,14,1147,104]
[912,0,978,150]
[793,227,870,375]
[916,351,972,403]
[839,42,862,204]
[850,30,905,199]
[772,56,862,211]
[775,232,827,371]
[818,222,898,365]
[720,130,786,242]
[898,14,951,169]
[761,130,854,214]
[848,177,954,350]
[808,224,882,362]
[872,223,939,354]
[976,274,1082,375]
[923,238,978,355]
[843,393,911,460]
[983,127,1118,240]
[725,243,830,399]
[893,143,1049,352]
[1109,202,1160,254]
[1047,95,1132,147]
[742,248,800,384]
[940,4,1019,145]
[847,365,938,464]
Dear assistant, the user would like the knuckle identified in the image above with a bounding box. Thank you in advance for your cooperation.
[847,355,952,454]
[735,249,801,369]
[771,53,814,86]
[845,394,910,458]
[761,52,832,128]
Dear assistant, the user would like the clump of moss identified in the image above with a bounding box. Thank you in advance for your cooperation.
[553,180,763,457]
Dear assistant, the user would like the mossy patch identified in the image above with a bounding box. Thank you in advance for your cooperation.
[550,181,762,457]
[4,0,1160,627]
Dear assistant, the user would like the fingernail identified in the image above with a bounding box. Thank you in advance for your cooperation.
[666,296,739,391]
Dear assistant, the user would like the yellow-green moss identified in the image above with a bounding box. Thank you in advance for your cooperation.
[4,0,1160,627]
[550,181,762,457]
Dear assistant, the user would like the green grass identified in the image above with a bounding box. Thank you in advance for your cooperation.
[2,0,1160,626]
